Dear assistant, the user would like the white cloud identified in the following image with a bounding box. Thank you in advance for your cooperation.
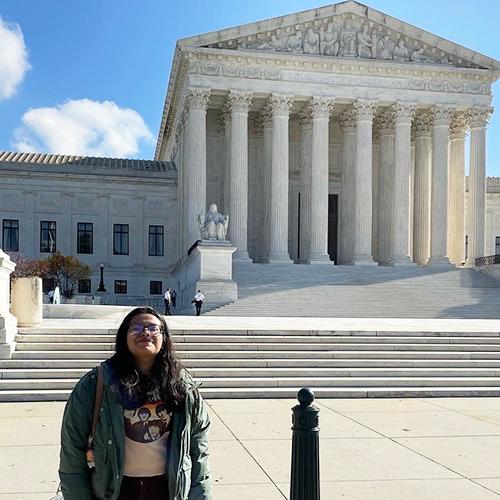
[0,16,30,100]
[12,98,154,157]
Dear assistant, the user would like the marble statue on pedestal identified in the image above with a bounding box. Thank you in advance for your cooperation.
[198,204,229,241]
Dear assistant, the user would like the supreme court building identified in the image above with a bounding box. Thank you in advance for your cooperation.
[2,1,500,305]
[156,0,500,268]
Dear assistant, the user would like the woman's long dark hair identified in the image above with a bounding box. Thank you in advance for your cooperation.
[108,307,186,411]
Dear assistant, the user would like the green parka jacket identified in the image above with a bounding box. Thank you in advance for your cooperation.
[59,362,211,500]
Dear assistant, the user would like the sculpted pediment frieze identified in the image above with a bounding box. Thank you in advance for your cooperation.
[202,13,484,69]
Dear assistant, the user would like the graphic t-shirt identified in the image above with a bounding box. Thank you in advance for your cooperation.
[123,399,172,477]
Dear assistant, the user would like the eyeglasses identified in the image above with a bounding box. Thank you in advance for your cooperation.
[129,323,162,336]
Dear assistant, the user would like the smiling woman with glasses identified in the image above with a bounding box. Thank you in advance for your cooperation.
[59,306,212,500]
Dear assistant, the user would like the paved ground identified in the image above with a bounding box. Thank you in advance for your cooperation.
[2,397,500,499]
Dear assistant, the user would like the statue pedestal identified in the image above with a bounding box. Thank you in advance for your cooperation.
[0,250,17,359]
[170,241,238,311]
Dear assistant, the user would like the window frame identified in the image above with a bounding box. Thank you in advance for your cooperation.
[148,225,164,257]
[113,224,129,255]
[78,279,92,294]
[40,221,57,253]
[2,219,19,252]
[77,222,93,254]
[150,280,163,295]
[114,280,127,294]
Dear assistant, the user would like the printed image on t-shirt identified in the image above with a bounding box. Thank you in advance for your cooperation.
[124,401,172,443]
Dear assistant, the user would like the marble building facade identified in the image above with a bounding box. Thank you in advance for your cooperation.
[156,1,500,268]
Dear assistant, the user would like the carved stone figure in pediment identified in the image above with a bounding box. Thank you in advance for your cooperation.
[258,34,285,52]
[393,39,409,62]
[303,28,320,55]
[320,21,339,56]
[287,31,303,53]
[378,34,394,60]
[357,23,373,59]
[339,18,357,57]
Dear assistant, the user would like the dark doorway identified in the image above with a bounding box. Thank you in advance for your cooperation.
[328,194,338,263]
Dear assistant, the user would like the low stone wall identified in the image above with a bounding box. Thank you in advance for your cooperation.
[0,250,17,358]
[43,304,135,319]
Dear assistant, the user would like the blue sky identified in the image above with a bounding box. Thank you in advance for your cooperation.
[0,0,499,174]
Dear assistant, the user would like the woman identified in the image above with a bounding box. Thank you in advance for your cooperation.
[59,307,211,500]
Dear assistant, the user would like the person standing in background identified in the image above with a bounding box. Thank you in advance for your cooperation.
[163,288,172,316]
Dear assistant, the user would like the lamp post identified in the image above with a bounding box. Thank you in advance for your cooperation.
[96,264,106,292]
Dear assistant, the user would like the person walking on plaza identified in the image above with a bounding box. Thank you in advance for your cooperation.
[59,306,212,500]
[163,288,172,316]
[48,288,54,304]
[53,286,61,304]
[192,290,205,316]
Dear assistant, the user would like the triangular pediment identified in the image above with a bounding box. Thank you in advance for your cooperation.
[178,1,500,70]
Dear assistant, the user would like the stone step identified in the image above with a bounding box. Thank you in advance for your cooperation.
[15,334,500,344]
[12,349,500,360]
[14,341,500,352]
[2,367,500,379]
[2,386,500,402]
[2,376,500,391]
[4,357,500,369]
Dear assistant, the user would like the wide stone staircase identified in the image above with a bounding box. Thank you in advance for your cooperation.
[208,262,500,318]
[2,263,500,401]
[2,324,500,401]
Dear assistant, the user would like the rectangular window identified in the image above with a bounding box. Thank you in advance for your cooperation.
[113,224,129,255]
[150,281,162,295]
[77,222,93,254]
[2,219,19,252]
[149,225,164,256]
[78,279,91,294]
[40,221,57,253]
[114,280,127,294]
[496,236,500,255]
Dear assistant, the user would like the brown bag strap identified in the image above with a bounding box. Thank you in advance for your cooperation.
[91,364,104,436]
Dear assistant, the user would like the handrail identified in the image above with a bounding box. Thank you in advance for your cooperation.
[475,254,500,267]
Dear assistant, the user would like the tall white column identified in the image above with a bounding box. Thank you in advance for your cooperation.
[352,99,377,265]
[391,102,416,265]
[184,87,210,248]
[412,111,432,265]
[260,106,273,263]
[338,110,356,264]
[428,105,452,266]
[309,96,334,264]
[372,126,380,263]
[268,93,294,263]
[448,112,468,265]
[221,104,231,215]
[227,90,252,259]
[377,110,395,265]
[298,106,313,263]
[467,106,492,265]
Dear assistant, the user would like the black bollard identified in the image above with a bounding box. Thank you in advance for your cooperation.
[290,388,320,500]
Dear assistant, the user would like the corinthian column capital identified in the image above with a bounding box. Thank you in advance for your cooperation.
[449,111,469,139]
[268,93,294,116]
[185,86,211,111]
[299,105,313,128]
[353,99,377,121]
[431,105,453,127]
[412,110,433,137]
[227,90,253,114]
[339,109,356,130]
[310,96,335,119]
[377,109,395,135]
[468,106,493,129]
[392,102,416,125]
